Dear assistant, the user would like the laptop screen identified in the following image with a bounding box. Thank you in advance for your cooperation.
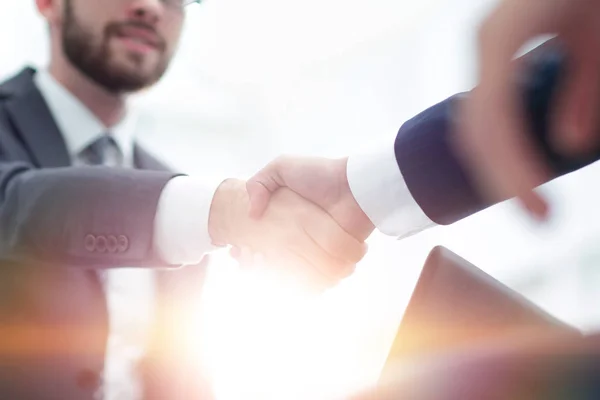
[378,246,579,383]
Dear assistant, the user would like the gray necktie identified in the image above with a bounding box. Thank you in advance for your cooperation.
[80,135,124,167]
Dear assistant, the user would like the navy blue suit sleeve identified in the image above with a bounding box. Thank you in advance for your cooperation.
[396,48,600,225]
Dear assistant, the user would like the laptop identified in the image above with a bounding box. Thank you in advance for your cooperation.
[377,246,580,384]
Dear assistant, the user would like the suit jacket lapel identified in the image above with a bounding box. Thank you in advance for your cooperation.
[133,144,174,172]
[0,68,176,172]
[1,68,71,168]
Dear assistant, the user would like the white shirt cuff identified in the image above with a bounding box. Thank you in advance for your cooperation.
[346,142,436,239]
[153,176,225,265]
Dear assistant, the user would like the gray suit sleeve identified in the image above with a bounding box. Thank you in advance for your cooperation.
[0,160,182,269]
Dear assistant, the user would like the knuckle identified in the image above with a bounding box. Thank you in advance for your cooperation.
[321,257,351,279]
[272,154,291,168]
[336,262,356,279]
[351,244,367,263]
[323,236,345,258]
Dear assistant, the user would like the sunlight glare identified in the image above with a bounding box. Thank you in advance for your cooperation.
[197,250,389,400]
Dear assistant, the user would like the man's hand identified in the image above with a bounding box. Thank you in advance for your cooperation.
[208,178,368,290]
[245,156,375,241]
[456,0,600,220]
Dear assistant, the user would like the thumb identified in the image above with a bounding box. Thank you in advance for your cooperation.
[246,161,286,218]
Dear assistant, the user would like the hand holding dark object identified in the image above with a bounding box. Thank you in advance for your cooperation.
[456,0,600,220]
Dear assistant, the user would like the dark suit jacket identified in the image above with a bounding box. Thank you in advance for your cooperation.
[395,43,600,225]
[0,68,211,399]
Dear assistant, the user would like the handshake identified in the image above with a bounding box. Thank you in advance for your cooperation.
[207,156,375,291]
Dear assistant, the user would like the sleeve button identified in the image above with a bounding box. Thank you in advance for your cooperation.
[95,235,107,253]
[84,234,96,252]
[117,235,129,253]
[107,235,118,253]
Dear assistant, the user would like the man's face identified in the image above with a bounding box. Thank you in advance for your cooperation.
[60,0,184,93]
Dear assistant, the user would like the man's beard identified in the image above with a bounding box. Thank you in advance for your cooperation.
[61,0,170,94]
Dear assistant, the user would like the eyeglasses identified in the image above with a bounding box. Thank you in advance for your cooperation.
[163,0,201,10]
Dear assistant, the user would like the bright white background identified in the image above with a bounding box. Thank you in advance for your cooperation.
[4,0,600,399]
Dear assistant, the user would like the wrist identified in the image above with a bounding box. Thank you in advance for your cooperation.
[208,178,248,246]
[337,157,376,240]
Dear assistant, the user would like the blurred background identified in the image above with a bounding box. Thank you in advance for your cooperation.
[4,0,600,399]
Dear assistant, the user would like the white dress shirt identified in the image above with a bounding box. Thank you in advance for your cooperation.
[34,70,220,400]
[347,139,436,239]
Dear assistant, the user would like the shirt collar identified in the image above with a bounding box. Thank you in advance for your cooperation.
[33,69,137,165]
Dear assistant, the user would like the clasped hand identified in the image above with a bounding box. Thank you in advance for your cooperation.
[208,177,370,291]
